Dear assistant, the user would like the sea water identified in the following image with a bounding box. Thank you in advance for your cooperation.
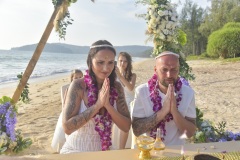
[0,50,146,86]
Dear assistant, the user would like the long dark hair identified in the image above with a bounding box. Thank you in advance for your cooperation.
[118,52,133,82]
[87,40,116,88]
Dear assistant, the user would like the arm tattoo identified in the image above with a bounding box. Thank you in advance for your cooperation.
[65,80,82,120]
[132,114,159,137]
[67,106,96,131]
[115,82,130,119]
[64,79,98,132]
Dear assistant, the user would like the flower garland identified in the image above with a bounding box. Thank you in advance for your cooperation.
[148,74,182,140]
[84,70,118,151]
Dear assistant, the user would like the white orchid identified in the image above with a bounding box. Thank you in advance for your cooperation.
[144,0,179,54]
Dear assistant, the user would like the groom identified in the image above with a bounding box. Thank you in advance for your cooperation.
[132,51,196,145]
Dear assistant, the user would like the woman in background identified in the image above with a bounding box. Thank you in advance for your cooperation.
[51,69,83,152]
[113,52,136,149]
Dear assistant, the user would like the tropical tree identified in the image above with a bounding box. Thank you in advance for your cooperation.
[179,0,206,55]
[207,22,240,58]
[199,0,240,40]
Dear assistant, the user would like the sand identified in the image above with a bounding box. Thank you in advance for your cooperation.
[0,58,239,156]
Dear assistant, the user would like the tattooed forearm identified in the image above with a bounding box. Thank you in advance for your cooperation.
[63,79,100,134]
[132,114,159,137]
[66,106,96,132]
[116,82,130,119]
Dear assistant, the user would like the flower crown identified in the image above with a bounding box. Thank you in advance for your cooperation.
[90,44,114,49]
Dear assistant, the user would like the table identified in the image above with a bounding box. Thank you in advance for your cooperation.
[40,141,240,160]
[4,141,240,160]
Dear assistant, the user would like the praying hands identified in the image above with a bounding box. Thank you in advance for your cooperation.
[162,84,178,116]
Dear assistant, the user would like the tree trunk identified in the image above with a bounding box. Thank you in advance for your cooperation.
[12,6,60,104]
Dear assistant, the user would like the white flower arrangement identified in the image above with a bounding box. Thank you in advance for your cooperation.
[136,0,185,56]
[146,0,179,52]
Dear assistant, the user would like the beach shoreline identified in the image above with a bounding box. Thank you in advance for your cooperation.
[0,58,239,156]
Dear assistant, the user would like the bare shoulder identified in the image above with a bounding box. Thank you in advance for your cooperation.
[72,78,86,88]
[68,78,86,95]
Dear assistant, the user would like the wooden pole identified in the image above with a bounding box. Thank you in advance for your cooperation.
[12,6,61,104]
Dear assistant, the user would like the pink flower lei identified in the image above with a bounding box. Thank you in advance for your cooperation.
[84,70,118,151]
[148,74,182,140]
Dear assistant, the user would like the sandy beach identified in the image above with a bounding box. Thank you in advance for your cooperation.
[0,58,239,157]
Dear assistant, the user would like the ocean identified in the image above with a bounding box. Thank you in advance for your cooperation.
[0,50,147,86]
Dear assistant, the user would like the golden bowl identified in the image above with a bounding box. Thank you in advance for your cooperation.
[136,135,155,159]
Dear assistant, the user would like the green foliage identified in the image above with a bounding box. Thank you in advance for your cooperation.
[207,22,240,58]
[222,57,240,62]
[57,11,73,40]
[0,96,13,104]
[52,0,78,40]
[176,29,187,46]
[179,56,195,81]
[52,0,63,7]
[196,108,203,129]
[199,0,240,39]
[186,53,214,60]
[179,0,206,55]
[193,108,240,143]
[12,130,32,153]
[223,22,240,29]
[17,73,30,103]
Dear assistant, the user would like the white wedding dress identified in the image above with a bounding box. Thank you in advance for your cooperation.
[60,101,117,154]
[51,84,69,152]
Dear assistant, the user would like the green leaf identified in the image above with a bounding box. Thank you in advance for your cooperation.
[0,96,13,104]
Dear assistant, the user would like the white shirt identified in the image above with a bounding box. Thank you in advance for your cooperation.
[132,83,196,145]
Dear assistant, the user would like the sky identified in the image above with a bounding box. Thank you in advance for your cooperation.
[0,0,210,50]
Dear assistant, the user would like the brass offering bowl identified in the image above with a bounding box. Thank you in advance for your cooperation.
[136,135,155,159]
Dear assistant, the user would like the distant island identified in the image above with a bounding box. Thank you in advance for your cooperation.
[10,43,153,58]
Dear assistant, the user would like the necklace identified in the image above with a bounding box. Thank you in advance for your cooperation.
[84,70,118,150]
[148,74,182,140]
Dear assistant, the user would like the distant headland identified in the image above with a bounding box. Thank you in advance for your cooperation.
[9,43,153,58]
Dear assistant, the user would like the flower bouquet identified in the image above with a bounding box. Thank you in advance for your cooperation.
[0,96,32,155]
